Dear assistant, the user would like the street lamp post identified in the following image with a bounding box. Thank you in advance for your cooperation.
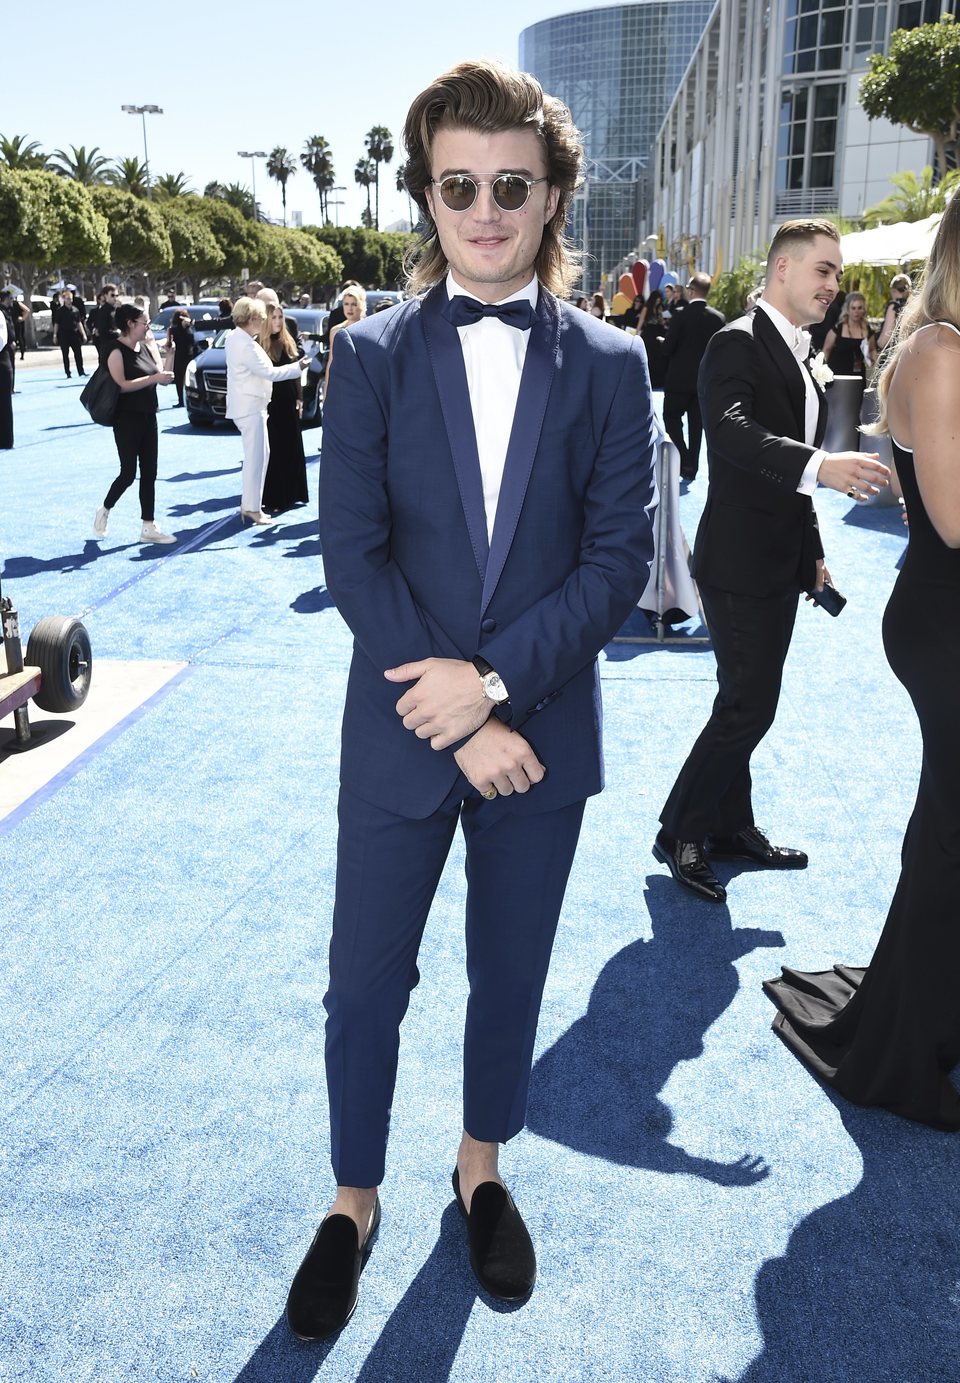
[329,185,345,226]
[237,150,266,219]
[120,103,163,190]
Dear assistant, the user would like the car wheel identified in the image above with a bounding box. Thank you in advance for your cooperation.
[26,616,93,714]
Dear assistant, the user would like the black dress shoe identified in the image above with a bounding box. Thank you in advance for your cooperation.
[680,467,698,480]
[285,1198,381,1341]
[452,1168,536,1301]
[705,825,807,869]
[653,830,726,902]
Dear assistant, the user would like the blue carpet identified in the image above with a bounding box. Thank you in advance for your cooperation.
[1,369,956,1383]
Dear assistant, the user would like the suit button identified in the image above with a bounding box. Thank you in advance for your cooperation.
[481,618,497,633]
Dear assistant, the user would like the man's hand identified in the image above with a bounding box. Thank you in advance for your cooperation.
[804,557,832,599]
[385,657,492,750]
[817,451,890,501]
[454,719,545,797]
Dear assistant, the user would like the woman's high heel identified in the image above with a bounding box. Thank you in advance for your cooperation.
[240,508,274,525]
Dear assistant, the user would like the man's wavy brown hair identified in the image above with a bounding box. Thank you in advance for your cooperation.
[401,59,583,297]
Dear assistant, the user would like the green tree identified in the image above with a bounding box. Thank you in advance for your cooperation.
[364,126,394,230]
[0,169,109,339]
[89,186,173,308]
[710,251,766,321]
[51,145,111,184]
[0,134,48,170]
[153,171,193,199]
[156,199,225,305]
[860,13,960,176]
[109,156,150,198]
[301,135,336,222]
[192,196,260,282]
[354,158,376,228]
[863,165,960,225]
[266,147,298,226]
[395,161,415,229]
[303,224,409,287]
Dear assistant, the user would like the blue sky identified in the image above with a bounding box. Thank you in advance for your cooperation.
[6,0,622,229]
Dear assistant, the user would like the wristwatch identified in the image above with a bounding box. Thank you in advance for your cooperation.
[472,654,509,704]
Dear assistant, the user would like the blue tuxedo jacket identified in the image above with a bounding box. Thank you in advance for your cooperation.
[319,281,658,819]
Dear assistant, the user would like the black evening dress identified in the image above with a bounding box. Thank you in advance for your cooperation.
[827,329,874,380]
[765,382,960,1129]
[261,340,308,512]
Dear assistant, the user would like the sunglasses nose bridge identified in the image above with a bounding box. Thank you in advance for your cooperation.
[470,179,503,217]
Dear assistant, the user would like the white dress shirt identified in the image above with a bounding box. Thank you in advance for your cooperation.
[446,269,537,541]
[755,299,825,495]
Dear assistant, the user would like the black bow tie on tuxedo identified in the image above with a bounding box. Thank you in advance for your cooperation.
[442,295,537,330]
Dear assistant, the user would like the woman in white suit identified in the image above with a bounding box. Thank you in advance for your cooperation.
[225,297,309,524]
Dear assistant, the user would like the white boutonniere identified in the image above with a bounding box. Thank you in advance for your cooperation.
[808,352,834,389]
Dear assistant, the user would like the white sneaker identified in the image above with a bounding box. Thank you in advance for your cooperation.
[139,521,176,545]
[94,505,109,537]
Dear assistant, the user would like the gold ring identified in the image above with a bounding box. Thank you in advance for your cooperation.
[847,487,856,499]
[482,787,497,800]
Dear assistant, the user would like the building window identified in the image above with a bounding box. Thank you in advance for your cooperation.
[896,0,954,25]
[777,81,844,198]
[783,0,849,74]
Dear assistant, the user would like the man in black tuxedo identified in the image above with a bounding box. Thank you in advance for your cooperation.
[654,220,890,902]
[662,272,725,479]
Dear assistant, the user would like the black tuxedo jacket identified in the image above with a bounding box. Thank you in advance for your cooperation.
[692,306,827,596]
[663,298,725,392]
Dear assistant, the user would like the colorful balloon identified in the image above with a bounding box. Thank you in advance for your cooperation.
[618,273,635,300]
[648,259,665,292]
[611,292,632,317]
[661,270,679,288]
[631,261,647,297]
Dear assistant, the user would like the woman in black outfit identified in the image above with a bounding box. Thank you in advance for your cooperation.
[93,304,176,545]
[765,194,960,1129]
[0,299,14,449]
[259,303,308,513]
[639,290,668,391]
[165,309,197,407]
[823,291,877,379]
[53,289,87,378]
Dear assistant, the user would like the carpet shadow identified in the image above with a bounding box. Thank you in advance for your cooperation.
[166,467,239,483]
[841,501,907,536]
[232,1314,334,1381]
[527,878,781,1184]
[354,1203,480,1382]
[734,1090,960,1382]
[291,586,335,614]
[166,495,240,518]
[2,539,106,578]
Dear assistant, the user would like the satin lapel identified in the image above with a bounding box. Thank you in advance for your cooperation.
[420,284,488,579]
[753,308,806,442]
[814,385,828,447]
[480,290,561,616]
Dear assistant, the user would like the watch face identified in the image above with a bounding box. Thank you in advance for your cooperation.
[483,672,509,703]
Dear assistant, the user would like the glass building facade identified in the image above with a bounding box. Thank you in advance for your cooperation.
[520,1,713,289]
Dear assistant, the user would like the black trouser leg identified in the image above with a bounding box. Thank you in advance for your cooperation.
[107,413,158,519]
[60,341,72,376]
[662,391,689,469]
[659,583,799,842]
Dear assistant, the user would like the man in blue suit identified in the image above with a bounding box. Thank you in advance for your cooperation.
[286,59,658,1340]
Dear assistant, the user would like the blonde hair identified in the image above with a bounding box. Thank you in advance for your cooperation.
[401,58,583,297]
[232,296,268,328]
[869,194,960,433]
[257,304,298,361]
[837,291,867,328]
[341,287,366,316]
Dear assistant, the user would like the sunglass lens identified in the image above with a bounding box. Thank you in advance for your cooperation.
[440,176,477,211]
[492,175,529,211]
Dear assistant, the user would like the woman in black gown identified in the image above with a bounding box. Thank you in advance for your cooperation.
[823,291,878,379]
[765,193,960,1130]
[259,304,308,513]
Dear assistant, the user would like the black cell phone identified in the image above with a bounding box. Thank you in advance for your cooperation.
[808,581,847,616]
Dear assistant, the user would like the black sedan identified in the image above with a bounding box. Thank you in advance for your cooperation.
[183,307,328,428]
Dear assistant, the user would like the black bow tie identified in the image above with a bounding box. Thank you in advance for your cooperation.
[442,295,537,330]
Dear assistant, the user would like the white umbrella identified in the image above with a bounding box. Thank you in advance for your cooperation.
[2,283,23,295]
[840,213,943,266]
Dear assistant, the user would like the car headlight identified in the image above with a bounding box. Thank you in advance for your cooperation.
[185,360,197,389]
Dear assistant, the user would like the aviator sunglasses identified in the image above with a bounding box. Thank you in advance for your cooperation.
[432,173,549,213]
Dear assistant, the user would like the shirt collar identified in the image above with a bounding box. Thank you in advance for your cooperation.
[757,297,811,358]
[445,269,539,311]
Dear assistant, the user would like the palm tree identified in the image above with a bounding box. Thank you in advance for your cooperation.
[50,144,111,184]
[364,126,393,230]
[203,180,227,200]
[109,156,150,197]
[0,133,48,169]
[153,171,193,199]
[395,161,415,230]
[266,147,297,226]
[301,135,335,222]
[354,158,376,227]
[864,166,960,227]
[223,182,257,219]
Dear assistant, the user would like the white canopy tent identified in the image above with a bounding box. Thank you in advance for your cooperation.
[840,213,943,267]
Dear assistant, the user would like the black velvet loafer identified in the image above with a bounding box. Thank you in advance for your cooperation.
[705,826,808,869]
[452,1168,536,1302]
[285,1198,381,1341]
[653,830,726,902]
